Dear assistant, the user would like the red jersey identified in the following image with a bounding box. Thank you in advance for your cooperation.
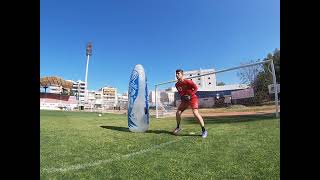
[175,79,198,98]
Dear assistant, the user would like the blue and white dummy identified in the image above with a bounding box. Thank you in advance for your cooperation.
[128,64,149,132]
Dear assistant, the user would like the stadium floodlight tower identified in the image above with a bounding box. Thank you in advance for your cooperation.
[85,42,92,106]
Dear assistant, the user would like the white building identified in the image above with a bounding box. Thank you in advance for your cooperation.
[101,86,118,109]
[177,68,249,91]
[94,90,103,108]
[70,80,86,105]
[149,87,177,106]
[47,85,62,94]
[162,87,177,105]
[213,84,249,91]
[117,92,128,109]
[180,68,217,91]
[167,92,175,104]
[85,90,96,109]
[149,91,161,106]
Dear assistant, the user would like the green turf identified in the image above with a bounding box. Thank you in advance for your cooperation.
[40,110,279,179]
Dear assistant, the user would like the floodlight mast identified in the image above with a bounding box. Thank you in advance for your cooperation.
[85,42,92,106]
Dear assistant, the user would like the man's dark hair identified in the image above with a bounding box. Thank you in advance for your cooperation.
[176,69,184,74]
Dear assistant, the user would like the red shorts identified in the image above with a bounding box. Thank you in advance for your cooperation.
[178,97,199,111]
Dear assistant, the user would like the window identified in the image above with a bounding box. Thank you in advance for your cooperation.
[198,73,200,75]
[208,77,210,79]
[198,83,201,85]
[198,78,200,80]
[190,74,192,76]
[209,82,211,85]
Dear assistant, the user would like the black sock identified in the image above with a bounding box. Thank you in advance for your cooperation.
[201,126,206,132]
[177,123,180,129]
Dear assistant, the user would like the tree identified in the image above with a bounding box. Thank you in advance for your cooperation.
[253,48,280,104]
[273,48,280,83]
[217,82,225,86]
[69,89,75,96]
[251,70,272,104]
[237,48,280,105]
[237,59,263,85]
[43,86,48,93]
[262,49,280,83]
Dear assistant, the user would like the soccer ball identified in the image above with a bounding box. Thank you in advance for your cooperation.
[98,114,102,117]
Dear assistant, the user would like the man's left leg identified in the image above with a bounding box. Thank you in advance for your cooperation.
[192,109,205,127]
[191,98,208,138]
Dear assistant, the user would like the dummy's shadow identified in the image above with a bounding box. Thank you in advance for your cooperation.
[100,125,171,134]
[100,125,130,132]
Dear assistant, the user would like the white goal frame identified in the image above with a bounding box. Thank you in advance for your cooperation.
[154,59,279,118]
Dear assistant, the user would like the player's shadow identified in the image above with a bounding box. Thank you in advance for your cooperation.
[146,130,201,136]
[145,130,172,135]
[175,133,202,137]
[99,126,200,136]
[183,113,276,125]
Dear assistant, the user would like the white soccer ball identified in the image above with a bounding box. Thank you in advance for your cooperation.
[98,114,102,117]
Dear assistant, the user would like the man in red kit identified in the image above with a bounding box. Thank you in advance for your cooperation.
[173,69,208,138]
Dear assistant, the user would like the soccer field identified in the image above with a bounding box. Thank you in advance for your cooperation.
[40,110,279,179]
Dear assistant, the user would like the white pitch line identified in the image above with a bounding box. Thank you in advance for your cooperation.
[41,139,181,174]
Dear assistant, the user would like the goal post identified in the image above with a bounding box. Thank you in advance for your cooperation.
[154,59,279,118]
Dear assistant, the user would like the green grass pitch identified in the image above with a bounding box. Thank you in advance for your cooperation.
[40,110,279,179]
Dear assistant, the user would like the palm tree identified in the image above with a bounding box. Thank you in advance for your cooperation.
[43,86,48,93]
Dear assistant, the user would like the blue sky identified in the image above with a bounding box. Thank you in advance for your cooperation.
[40,0,279,94]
